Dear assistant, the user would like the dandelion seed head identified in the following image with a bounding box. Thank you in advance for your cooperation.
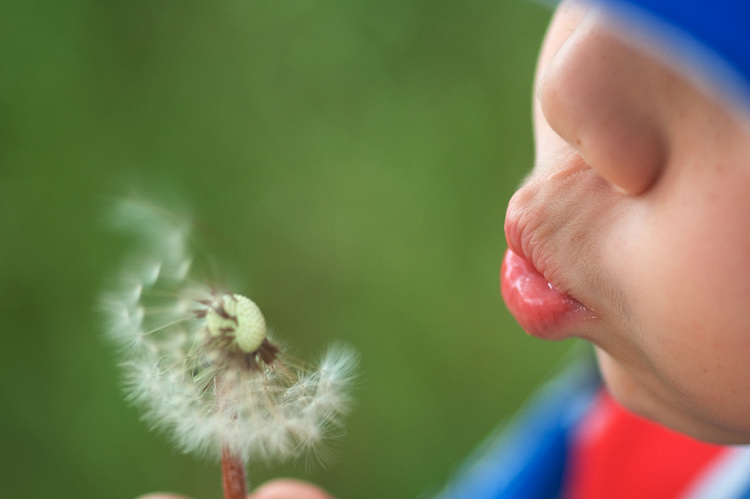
[101,197,357,466]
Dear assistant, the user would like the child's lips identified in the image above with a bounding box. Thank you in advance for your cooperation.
[501,248,592,339]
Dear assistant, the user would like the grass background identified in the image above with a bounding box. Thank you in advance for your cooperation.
[0,1,578,497]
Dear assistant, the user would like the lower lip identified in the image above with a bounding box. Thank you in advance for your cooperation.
[501,248,589,339]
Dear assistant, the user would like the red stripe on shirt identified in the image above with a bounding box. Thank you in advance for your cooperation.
[564,391,728,499]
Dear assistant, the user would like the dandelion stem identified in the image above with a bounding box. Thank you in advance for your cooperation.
[217,373,247,499]
[221,445,247,499]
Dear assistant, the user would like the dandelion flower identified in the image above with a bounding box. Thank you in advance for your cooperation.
[101,197,356,499]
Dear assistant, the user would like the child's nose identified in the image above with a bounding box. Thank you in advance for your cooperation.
[537,14,668,195]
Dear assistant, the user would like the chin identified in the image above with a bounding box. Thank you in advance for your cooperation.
[594,347,750,445]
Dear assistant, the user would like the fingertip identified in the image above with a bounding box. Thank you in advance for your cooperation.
[250,479,333,499]
[135,494,192,499]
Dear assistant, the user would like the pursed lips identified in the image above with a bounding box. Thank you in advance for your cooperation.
[502,162,618,337]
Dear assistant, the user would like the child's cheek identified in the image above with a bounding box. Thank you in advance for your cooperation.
[602,172,750,437]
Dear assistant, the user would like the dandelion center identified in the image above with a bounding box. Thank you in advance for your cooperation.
[206,294,267,354]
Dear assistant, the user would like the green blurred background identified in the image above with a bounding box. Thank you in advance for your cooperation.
[0,1,578,498]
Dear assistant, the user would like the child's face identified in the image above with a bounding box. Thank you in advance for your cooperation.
[503,0,750,444]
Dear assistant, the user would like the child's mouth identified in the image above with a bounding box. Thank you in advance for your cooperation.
[501,248,591,339]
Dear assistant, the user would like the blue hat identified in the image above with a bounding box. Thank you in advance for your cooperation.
[591,0,750,109]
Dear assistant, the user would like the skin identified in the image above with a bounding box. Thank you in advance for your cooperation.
[136,479,333,499]
[505,0,750,443]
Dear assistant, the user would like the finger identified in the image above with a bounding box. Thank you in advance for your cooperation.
[249,479,333,499]
[135,494,192,499]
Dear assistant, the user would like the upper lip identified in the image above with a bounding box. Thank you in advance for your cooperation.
[504,187,563,292]
[503,163,612,309]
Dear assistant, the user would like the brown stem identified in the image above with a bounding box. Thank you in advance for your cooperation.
[221,446,247,499]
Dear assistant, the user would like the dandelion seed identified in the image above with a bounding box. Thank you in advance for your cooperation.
[101,196,357,499]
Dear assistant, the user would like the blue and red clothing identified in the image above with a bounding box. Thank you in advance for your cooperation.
[437,364,750,498]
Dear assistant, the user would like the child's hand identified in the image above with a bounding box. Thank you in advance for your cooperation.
[137,479,333,499]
